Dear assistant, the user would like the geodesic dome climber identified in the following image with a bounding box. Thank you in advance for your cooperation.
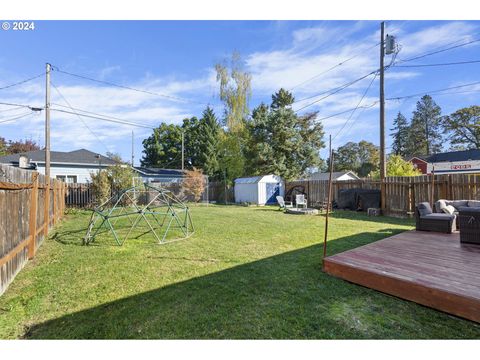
[84,183,194,245]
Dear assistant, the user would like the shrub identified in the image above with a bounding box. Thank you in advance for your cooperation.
[182,168,205,202]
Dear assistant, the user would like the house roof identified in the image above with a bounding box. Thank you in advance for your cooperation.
[426,149,480,163]
[0,149,117,166]
[309,171,360,181]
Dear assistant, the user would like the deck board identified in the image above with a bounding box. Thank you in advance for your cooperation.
[323,230,480,323]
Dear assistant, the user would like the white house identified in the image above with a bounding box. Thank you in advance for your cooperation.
[234,175,284,205]
[0,149,117,183]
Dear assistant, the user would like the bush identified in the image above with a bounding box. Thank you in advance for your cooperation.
[90,164,136,205]
[181,168,205,202]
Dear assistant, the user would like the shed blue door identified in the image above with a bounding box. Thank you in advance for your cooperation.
[266,183,280,204]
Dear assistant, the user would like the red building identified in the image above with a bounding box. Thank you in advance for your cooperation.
[409,156,428,174]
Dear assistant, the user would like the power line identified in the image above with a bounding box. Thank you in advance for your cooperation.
[52,108,155,129]
[289,42,380,91]
[52,66,207,105]
[0,101,43,111]
[0,105,25,113]
[0,111,35,124]
[386,80,480,101]
[397,38,480,63]
[50,102,156,130]
[314,102,378,122]
[0,73,44,91]
[293,70,378,107]
[332,72,378,141]
[393,59,480,68]
[50,82,113,154]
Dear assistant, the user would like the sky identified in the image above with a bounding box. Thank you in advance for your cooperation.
[0,20,479,165]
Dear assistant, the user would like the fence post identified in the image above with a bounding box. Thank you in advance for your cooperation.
[44,178,50,237]
[53,179,57,225]
[28,172,39,259]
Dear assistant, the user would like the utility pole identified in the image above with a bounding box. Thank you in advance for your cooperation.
[45,63,51,179]
[131,131,134,166]
[379,22,386,212]
[181,130,185,171]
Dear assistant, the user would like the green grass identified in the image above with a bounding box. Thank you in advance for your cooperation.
[0,205,479,339]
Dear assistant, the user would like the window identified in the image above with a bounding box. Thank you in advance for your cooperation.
[55,175,77,184]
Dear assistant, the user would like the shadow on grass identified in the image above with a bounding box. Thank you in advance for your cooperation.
[327,210,415,227]
[23,228,479,339]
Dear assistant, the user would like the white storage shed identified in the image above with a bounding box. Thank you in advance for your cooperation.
[234,175,284,205]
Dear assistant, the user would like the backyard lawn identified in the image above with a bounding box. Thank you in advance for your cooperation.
[0,205,479,339]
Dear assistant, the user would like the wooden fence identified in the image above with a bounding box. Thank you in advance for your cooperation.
[0,164,66,296]
[286,173,480,217]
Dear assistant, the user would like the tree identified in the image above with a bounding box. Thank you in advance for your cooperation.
[406,95,443,156]
[6,138,41,154]
[181,167,205,202]
[215,52,251,133]
[215,52,252,183]
[390,112,409,156]
[443,105,480,149]
[0,137,7,156]
[141,123,182,168]
[370,154,422,178]
[271,88,294,110]
[196,107,221,177]
[333,140,379,177]
[246,89,325,181]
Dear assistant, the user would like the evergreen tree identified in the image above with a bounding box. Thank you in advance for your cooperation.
[196,107,221,177]
[246,89,325,181]
[271,88,294,110]
[406,95,443,155]
[390,112,409,156]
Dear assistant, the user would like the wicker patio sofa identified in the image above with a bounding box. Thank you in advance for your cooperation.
[415,202,456,234]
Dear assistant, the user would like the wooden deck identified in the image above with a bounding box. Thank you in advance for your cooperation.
[323,230,480,323]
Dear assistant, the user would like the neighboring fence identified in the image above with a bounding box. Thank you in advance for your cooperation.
[65,178,222,207]
[0,164,66,296]
[286,173,480,217]
[207,181,234,203]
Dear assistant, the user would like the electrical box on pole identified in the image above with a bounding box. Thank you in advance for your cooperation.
[385,35,397,55]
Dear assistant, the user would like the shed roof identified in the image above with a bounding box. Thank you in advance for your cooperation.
[234,175,281,184]
[309,171,360,181]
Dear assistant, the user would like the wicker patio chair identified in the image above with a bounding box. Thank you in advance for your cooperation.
[415,202,456,234]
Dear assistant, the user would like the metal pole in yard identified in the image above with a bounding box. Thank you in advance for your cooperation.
[323,135,334,261]
[181,130,185,171]
[431,166,435,209]
[379,22,387,213]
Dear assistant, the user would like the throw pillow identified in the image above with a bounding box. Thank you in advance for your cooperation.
[436,199,447,213]
[443,205,456,215]
[418,202,433,216]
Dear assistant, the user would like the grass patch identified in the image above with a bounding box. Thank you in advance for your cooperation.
[0,205,479,339]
